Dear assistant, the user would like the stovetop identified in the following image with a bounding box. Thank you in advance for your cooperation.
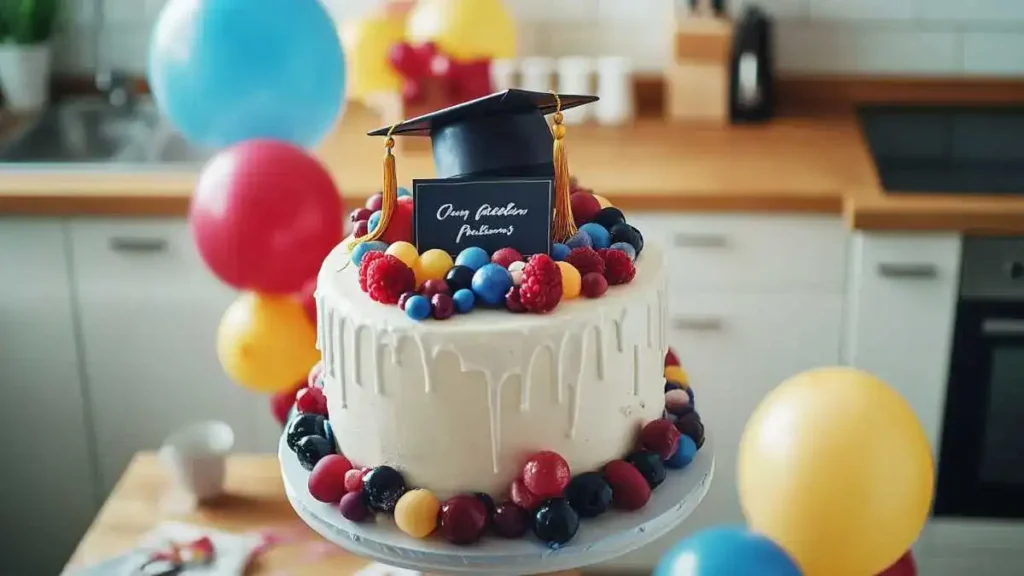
[858,105,1024,195]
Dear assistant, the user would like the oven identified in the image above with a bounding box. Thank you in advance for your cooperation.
[935,237,1024,519]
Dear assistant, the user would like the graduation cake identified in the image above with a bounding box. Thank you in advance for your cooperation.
[286,90,705,547]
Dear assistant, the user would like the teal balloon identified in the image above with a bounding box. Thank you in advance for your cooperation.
[149,0,345,149]
[655,527,802,576]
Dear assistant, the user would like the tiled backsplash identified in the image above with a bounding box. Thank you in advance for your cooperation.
[57,0,1024,77]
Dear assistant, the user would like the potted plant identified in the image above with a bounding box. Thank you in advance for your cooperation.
[0,0,60,112]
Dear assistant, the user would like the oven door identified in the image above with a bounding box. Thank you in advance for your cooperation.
[935,301,1024,518]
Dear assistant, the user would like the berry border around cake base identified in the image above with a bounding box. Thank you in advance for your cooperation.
[278,435,714,575]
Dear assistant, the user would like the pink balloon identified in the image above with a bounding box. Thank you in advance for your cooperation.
[190,140,343,294]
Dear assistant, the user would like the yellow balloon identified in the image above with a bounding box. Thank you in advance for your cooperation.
[406,0,516,60]
[217,293,319,394]
[592,193,613,209]
[342,12,405,101]
[737,367,934,576]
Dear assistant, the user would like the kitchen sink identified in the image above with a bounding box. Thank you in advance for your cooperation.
[0,98,214,168]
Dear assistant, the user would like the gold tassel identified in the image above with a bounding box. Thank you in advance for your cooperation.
[347,127,399,251]
[550,94,577,243]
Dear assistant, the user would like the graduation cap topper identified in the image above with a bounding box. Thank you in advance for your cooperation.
[348,89,598,252]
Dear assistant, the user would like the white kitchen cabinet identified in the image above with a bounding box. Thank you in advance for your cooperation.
[842,232,961,451]
[0,219,98,575]
[68,218,281,495]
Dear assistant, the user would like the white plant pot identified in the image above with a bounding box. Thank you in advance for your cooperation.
[0,43,52,112]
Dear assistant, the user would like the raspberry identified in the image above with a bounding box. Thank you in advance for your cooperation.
[603,460,651,511]
[365,255,416,304]
[519,254,562,313]
[358,250,387,292]
[491,247,523,269]
[565,247,605,278]
[505,286,526,313]
[639,419,681,460]
[344,468,369,494]
[601,248,636,285]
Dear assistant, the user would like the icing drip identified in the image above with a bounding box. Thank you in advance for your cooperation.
[632,345,641,397]
[525,342,555,411]
[591,323,605,380]
[613,308,627,353]
[646,300,654,348]
[314,293,324,352]
[410,334,432,393]
[556,332,574,405]
[325,308,336,379]
[352,324,371,388]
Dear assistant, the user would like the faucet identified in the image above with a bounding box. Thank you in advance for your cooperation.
[92,0,137,112]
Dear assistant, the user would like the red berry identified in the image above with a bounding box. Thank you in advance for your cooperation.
[566,247,606,278]
[492,501,530,538]
[431,293,455,320]
[339,491,371,522]
[350,208,373,223]
[421,279,450,298]
[353,220,369,239]
[491,247,523,269]
[344,468,368,494]
[522,451,571,498]
[295,387,328,415]
[510,477,543,511]
[603,460,651,511]
[519,254,563,313]
[270,380,304,426]
[570,192,602,227]
[505,286,526,313]
[308,454,353,503]
[602,248,636,285]
[665,348,680,367]
[639,419,681,460]
[581,272,608,298]
[381,200,414,245]
[358,251,387,292]
[365,193,383,211]
[398,291,417,311]
[439,495,488,545]
[365,254,416,304]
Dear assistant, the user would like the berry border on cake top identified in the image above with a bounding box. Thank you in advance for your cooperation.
[346,182,645,321]
[282,348,704,549]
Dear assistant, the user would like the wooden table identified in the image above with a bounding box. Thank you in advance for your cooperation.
[66,453,582,576]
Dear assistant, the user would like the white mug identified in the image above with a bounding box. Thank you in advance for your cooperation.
[159,421,235,501]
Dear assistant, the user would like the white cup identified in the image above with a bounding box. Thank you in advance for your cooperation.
[594,56,635,126]
[489,59,517,92]
[519,57,555,93]
[159,421,235,501]
[556,56,595,125]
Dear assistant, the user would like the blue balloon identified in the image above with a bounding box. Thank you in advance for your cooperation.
[655,527,802,576]
[149,0,345,149]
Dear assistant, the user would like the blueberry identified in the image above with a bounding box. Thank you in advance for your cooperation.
[579,223,611,249]
[532,498,580,548]
[397,186,412,198]
[474,492,497,527]
[552,243,571,261]
[609,223,643,255]
[593,207,626,230]
[404,295,431,321]
[295,435,333,470]
[565,472,613,518]
[665,380,684,393]
[685,387,695,406]
[445,265,476,293]
[625,450,667,489]
[351,240,388,266]
[609,241,637,262]
[323,420,336,447]
[565,230,593,250]
[361,466,407,513]
[286,413,326,452]
[665,435,698,470]
[368,211,383,234]
[629,224,644,254]
[675,412,705,450]
[453,288,476,313]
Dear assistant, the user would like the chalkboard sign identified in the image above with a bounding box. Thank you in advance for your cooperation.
[412,178,553,257]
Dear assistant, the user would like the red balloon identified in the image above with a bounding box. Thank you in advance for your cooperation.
[430,54,457,80]
[877,551,916,576]
[388,42,430,80]
[270,380,304,426]
[190,140,343,294]
[402,79,425,105]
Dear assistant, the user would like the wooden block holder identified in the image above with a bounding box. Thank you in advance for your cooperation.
[665,17,734,123]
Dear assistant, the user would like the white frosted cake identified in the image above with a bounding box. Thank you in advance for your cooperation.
[314,243,667,497]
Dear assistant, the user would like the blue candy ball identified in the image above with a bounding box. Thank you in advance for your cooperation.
[351,240,388,266]
[398,186,412,198]
[565,230,593,250]
[404,295,431,321]
[665,435,697,469]
[455,246,490,271]
[148,0,345,149]
[368,210,382,233]
[685,387,695,406]
[471,264,513,306]
[579,223,611,249]
[609,241,637,262]
[453,288,476,314]
[552,243,571,261]
[654,526,802,576]
[323,420,336,447]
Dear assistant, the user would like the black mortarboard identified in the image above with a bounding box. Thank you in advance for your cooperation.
[368,89,598,180]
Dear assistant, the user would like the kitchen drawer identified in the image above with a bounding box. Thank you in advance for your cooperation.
[627,213,848,293]
[68,218,227,294]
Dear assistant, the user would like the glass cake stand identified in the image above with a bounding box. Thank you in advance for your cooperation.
[279,435,714,576]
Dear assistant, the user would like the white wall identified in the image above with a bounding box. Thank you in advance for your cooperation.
[57,1,1024,83]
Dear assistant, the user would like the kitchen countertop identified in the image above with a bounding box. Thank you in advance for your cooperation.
[2,104,1024,233]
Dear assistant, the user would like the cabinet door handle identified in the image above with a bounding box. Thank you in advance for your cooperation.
[109,236,169,253]
[673,233,729,248]
[877,262,938,279]
[672,317,724,331]
[982,319,1024,337]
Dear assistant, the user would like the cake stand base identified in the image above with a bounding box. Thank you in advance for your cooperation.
[280,436,714,576]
